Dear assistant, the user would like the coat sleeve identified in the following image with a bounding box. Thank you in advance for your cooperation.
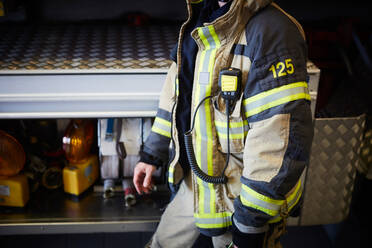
[232,6,314,243]
[139,62,178,167]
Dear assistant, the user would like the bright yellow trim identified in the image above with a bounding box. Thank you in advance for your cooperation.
[242,184,284,205]
[195,48,206,214]
[190,0,203,4]
[215,120,248,128]
[198,27,210,50]
[245,93,311,117]
[194,212,232,218]
[208,180,215,214]
[206,49,215,178]
[168,166,174,183]
[196,177,205,213]
[208,25,221,47]
[195,222,232,229]
[268,188,302,224]
[151,126,171,138]
[266,181,303,223]
[243,82,308,105]
[206,26,221,214]
[194,211,232,229]
[176,78,179,96]
[240,196,278,216]
[154,117,171,127]
[289,188,302,212]
[206,48,215,213]
[286,180,301,203]
[217,131,248,139]
[286,180,302,213]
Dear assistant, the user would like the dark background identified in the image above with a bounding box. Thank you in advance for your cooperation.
[1,0,371,247]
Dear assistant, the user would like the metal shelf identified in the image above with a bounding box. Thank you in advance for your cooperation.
[0,71,167,118]
[0,187,170,235]
[0,23,179,119]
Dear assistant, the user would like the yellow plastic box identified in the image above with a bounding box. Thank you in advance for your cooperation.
[0,174,29,207]
[63,155,99,196]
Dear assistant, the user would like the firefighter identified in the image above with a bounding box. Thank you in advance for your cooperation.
[133,0,313,247]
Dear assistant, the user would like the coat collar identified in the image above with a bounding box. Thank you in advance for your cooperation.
[188,0,273,47]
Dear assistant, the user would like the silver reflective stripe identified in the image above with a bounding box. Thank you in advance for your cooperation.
[168,173,173,182]
[270,182,303,222]
[233,216,269,234]
[152,119,171,134]
[198,28,214,214]
[202,26,217,49]
[245,86,309,111]
[240,188,281,213]
[195,215,231,225]
[215,125,245,135]
[168,166,174,183]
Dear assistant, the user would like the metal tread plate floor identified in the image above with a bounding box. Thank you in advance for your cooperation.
[0,23,178,73]
[0,23,180,118]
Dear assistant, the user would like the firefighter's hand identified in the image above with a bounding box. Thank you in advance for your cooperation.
[133,162,156,195]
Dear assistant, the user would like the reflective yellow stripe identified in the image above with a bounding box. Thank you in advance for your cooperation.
[195,222,232,229]
[190,0,203,4]
[246,93,311,117]
[176,78,179,96]
[151,126,171,138]
[244,82,308,105]
[242,184,284,205]
[195,47,206,214]
[194,25,221,215]
[286,179,301,204]
[243,82,311,118]
[194,212,232,229]
[208,25,221,47]
[215,120,248,128]
[269,181,303,223]
[154,117,171,127]
[194,212,232,218]
[206,26,220,214]
[241,180,302,217]
[168,166,174,183]
[216,131,248,139]
[240,195,279,216]
[198,28,210,49]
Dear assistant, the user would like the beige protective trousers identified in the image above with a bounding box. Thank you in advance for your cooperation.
[148,172,232,248]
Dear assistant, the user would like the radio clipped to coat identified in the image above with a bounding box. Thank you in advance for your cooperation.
[185,67,242,184]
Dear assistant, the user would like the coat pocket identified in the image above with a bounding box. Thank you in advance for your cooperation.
[213,93,248,154]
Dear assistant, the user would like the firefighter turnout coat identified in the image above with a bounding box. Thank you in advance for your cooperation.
[142,0,314,237]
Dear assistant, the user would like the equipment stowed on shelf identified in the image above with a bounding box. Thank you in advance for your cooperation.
[97,118,161,207]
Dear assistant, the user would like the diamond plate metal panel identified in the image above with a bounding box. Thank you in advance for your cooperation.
[0,24,178,71]
[300,115,366,225]
[358,119,372,177]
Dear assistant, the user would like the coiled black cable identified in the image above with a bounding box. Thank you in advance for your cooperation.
[184,96,231,184]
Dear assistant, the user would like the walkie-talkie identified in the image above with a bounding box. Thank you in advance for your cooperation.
[218,67,242,113]
[184,67,243,185]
